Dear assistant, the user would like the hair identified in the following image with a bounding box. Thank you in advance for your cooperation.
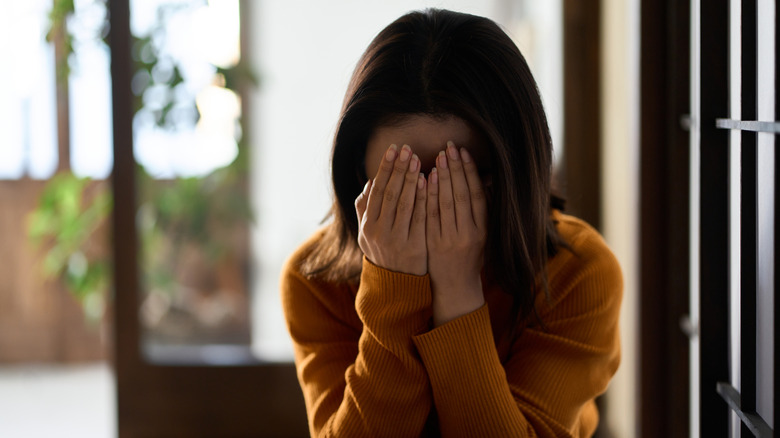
[301,8,566,327]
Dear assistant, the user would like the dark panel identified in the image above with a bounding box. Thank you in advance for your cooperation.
[562,0,601,230]
[639,0,691,436]
[697,0,731,435]
[117,364,307,437]
[739,0,758,427]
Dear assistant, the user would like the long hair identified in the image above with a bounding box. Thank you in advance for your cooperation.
[301,8,565,326]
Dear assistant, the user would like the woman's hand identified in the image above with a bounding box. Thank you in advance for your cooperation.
[355,144,428,276]
[426,142,488,326]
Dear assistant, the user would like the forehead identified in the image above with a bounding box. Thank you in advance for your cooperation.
[364,114,486,177]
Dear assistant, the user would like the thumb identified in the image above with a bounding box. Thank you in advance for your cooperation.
[355,179,372,224]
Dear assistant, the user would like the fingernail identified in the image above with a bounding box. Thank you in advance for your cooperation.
[460,148,472,163]
[410,154,420,172]
[417,173,425,189]
[430,167,438,184]
[438,151,448,169]
[399,144,411,162]
[385,144,398,161]
[446,141,459,160]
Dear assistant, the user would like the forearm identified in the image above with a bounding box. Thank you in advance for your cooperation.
[413,305,540,437]
[301,259,435,437]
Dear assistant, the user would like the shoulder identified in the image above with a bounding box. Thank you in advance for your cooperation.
[280,227,332,300]
[539,210,623,317]
[551,210,620,273]
[282,227,329,280]
[280,228,357,326]
[553,210,608,255]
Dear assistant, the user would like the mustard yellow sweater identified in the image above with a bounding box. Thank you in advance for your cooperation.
[281,211,622,437]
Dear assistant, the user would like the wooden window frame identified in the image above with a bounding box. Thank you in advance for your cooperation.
[109,1,308,436]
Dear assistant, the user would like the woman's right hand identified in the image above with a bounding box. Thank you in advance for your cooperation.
[355,144,428,276]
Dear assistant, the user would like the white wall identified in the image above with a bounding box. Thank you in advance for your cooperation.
[600,0,640,436]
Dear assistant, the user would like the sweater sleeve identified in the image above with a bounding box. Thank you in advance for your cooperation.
[412,234,622,437]
[281,256,434,438]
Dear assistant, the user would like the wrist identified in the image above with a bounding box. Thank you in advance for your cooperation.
[431,280,484,327]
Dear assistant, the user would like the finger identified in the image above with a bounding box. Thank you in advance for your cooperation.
[355,179,372,225]
[393,153,421,236]
[435,150,457,236]
[410,172,427,242]
[379,144,413,228]
[426,167,440,241]
[461,147,488,230]
[366,144,398,222]
[445,141,472,231]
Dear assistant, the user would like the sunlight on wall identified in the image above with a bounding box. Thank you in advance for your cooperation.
[0,0,242,180]
[601,0,640,436]
[131,0,241,178]
[0,0,58,179]
[71,0,113,179]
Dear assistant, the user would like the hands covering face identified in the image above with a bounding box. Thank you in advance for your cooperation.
[355,142,488,325]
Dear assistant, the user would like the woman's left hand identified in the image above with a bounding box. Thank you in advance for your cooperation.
[426,141,488,327]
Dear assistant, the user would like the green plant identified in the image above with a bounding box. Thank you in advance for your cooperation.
[28,173,112,322]
[32,0,256,327]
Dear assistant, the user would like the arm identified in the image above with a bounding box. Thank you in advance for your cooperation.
[421,143,622,436]
[282,144,434,437]
[413,242,622,437]
[281,258,434,437]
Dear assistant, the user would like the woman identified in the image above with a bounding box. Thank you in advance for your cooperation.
[281,9,621,437]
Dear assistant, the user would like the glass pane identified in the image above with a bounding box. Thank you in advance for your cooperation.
[131,0,253,364]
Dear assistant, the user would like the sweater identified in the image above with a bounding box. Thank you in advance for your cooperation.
[280,210,622,437]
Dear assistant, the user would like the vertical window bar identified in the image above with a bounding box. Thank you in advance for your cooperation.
[740,3,758,435]
[689,1,702,435]
[697,0,732,435]
[774,0,780,429]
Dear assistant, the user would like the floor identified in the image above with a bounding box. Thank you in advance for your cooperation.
[0,363,115,438]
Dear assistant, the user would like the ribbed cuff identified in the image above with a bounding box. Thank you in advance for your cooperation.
[412,304,506,392]
[355,257,432,334]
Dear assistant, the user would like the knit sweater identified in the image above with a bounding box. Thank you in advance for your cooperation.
[280,211,622,437]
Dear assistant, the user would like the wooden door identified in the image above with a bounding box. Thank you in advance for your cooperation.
[108,1,308,436]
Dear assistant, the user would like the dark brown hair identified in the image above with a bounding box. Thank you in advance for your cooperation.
[301,8,565,326]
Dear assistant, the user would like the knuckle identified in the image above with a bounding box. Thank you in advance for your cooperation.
[393,164,407,174]
[397,200,412,212]
[454,192,469,203]
[383,189,398,203]
[470,189,485,200]
[379,161,394,173]
[372,185,385,198]
[440,199,454,211]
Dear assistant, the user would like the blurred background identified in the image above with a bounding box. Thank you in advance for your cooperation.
[0,0,775,437]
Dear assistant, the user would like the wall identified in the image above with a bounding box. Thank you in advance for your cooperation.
[600,0,640,435]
